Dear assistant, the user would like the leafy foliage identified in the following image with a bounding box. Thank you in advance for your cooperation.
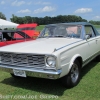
[0,12,6,20]
[10,15,87,24]
[89,20,100,25]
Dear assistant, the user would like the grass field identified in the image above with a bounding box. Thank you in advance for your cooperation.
[36,25,45,31]
[0,61,100,100]
[0,25,100,100]
[94,25,100,28]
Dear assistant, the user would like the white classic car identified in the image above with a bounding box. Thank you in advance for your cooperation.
[0,22,100,88]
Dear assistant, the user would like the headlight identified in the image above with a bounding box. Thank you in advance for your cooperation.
[46,56,56,68]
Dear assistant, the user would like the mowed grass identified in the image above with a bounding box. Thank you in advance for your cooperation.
[0,25,100,100]
[36,25,45,31]
[94,25,100,28]
[0,61,100,100]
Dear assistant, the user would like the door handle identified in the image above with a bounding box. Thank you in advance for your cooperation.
[96,40,98,41]
[96,40,98,43]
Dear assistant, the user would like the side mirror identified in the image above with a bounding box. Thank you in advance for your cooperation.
[85,35,90,40]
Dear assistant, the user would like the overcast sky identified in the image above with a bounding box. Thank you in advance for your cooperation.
[0,0,100,21]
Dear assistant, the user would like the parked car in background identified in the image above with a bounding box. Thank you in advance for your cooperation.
[17,23,40,39]
[0,22,100,88]
[0,30,33,47]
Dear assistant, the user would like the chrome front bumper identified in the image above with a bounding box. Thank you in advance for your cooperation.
[0,64,62,79]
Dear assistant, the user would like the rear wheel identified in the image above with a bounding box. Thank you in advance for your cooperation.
[61,60,81,88]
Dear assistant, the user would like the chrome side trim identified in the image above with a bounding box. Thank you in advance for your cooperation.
[82,51,100,67]
[56,40,83,51]
[55,36,99,52]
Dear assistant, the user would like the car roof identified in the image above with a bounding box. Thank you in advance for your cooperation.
[17,23,38,28]
[0,30,17,32]
[0,30,31,38]
[46,22,92,26]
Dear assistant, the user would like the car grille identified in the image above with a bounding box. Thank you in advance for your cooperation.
[0,52,45,68]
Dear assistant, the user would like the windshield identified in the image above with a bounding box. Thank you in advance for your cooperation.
[39,25,82,38]
[96,28,100,35]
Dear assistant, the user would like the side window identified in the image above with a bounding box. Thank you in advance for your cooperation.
[13,33,24,39]
[85,26,95,38]
[44,28,50,36]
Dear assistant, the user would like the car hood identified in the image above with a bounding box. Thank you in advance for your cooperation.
[0,38,82,54]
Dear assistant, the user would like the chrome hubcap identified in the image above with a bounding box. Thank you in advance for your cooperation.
[71,64,79,83]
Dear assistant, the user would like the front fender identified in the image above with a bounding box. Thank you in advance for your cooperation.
[59,54,82,78]
[68,54,82,72]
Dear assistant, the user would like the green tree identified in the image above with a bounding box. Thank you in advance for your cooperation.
[10,15,87,25]
[10,14,24,24]
[10,14,18,23]
[89,20,100,25]
[23,16,32,23]
[0,12,6,20]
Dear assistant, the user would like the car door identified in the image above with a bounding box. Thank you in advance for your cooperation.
[6,31,32,45]
[6,32,25,45]
[84,25,98,59]
[94,29,100,54]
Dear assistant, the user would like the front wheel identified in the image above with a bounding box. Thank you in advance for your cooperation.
[61,60,81,88]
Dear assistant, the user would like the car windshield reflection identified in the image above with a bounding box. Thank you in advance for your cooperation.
[38,25,82,38]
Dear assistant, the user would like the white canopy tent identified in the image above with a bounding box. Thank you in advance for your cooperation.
[0,19,19,29]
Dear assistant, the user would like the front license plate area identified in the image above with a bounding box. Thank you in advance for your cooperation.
[13,69,26,77]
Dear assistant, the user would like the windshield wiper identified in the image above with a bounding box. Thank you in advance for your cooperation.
[38,36,52,38]
[38,35,65,38]
[53,35,64,37]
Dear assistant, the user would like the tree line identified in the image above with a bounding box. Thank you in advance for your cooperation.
[0,12,100,25]
[89,20,100,25]
[0,12,6,20]
[10,14,87,25]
